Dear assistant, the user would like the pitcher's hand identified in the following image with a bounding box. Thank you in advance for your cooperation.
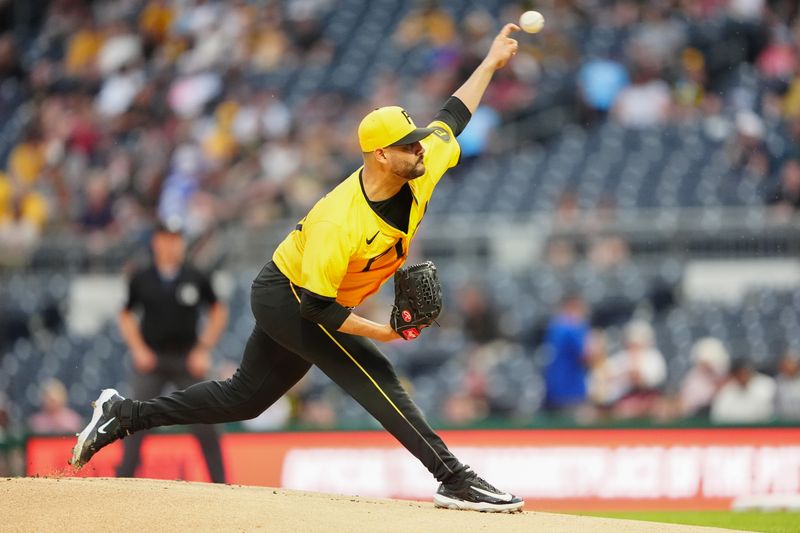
[484,23,520,71]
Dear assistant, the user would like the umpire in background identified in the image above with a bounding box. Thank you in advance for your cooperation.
[116,218,228,483]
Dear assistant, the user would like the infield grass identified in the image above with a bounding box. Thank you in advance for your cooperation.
[580,511,800,532]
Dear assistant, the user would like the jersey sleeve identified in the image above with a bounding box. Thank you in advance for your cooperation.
[299,220,353,299]
[124,272,141,310]
[198,272,218,305]
[420,119,461,186]
[433,96,472,137]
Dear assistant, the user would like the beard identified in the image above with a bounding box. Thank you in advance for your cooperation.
[397,157,425,180]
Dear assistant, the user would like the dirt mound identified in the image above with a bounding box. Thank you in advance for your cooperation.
[1,477,741,532]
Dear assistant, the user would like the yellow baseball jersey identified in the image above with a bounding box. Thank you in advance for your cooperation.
[272,120,460,308]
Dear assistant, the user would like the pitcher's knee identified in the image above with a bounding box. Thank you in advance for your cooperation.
[238,401,268,420]
[209,375,258,411]
[227,381,272,419]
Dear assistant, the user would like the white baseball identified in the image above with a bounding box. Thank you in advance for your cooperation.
[519,10,545,33]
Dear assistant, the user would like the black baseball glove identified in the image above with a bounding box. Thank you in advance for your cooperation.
[390,261,443,340]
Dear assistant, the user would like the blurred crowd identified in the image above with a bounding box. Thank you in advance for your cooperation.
[4,0,800,466]
[168,284,799,431]
[538,293,800,426]
[6,289,798,445]
[1,0,800,267]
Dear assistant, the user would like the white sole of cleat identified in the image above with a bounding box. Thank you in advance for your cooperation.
[433,494,524,513]
[69,388,119,468]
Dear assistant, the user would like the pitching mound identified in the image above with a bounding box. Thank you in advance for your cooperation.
[2,477,741,532]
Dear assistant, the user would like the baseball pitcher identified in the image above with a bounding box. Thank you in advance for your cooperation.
[71,23,524,512]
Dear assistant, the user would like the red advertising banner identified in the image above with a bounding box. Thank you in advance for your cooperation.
[27,428,800,511]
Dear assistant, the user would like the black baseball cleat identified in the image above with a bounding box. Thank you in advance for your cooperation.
[433,468,524,513]
[69,388,130,469]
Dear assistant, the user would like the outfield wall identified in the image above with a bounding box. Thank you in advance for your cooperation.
[28,428,800,511]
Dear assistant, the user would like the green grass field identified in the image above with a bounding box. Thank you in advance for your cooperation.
[581,511,800,532]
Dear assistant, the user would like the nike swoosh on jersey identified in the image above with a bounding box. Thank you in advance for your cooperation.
[470,485,513,502]
[366,231,380,245]
[97,417,116,434]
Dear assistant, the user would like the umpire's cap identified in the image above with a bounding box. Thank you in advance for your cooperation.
[358,106,435,152]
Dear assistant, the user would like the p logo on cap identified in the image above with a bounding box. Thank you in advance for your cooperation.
[358,106,436,152]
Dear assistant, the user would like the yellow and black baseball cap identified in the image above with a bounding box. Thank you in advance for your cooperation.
[358,106,436,152]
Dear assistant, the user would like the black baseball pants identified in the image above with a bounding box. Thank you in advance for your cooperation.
[116,357,226,483]
[131,262,466,484]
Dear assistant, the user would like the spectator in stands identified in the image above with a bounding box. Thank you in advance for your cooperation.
[0,192,45,268]
[456,344,495,421]
[64,18,103,77]
[460,10,495,70]
[455,106,501,161]
[8,128,46,186]
[0,392,10,475]
[577,56,629,123]
[595,320,667,419]
[157,144,205,232]
[586,195,618,229]
[587,234,630,271]
[678,337,731,418]
[543,293,590,418]
[553,190,581,228]
[611,65,671,128]
[544,238,577,268]
[775,350,800,421]
[28,379,82,435]
[784,86,800,125]
[394,0,457,50]
[711,358,776,424]
[0,391,22,476]
[0,34,24,85]
[442,393,489,426]
[585,329,615,419]
[442,348,490,425]
[631,3,686,73]
[455,284,501,344]
[80,172,116,232]
[80,172,121,262]
[138,0,174,47]
[297,396,338,429]
[765,159,800,219]
[729,110,771,181]
[756,35,796,82]
[673,48,708,121]
[0,173,10,220]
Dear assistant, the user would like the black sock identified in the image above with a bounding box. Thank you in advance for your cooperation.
[116,399,139,431]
